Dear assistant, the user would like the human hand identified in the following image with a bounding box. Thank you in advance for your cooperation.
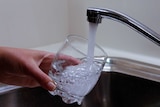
[0,47,80,91]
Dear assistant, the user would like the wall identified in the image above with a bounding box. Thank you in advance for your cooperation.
[0,0,160,63]
[0,0,69,48]
[68,0,160,63]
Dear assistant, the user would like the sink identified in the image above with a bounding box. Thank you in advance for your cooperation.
[0,57,160,107]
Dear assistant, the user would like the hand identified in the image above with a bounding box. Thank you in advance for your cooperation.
[0,47,80,91]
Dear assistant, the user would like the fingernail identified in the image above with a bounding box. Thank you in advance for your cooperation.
[47,81,56,91]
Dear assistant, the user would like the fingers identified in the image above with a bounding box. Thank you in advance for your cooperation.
[33,52,57,91]
[33,68,56,91]
[39,54,55,74]
[24,51,79,91]
[58,54,81,65]
[26,62,56,91]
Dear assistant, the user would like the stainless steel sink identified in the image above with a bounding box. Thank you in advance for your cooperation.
[0,57,160,107]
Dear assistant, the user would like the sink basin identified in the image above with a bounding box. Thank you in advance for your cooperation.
[0,57,160,107]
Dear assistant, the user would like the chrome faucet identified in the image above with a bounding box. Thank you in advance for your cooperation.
[87,7,160,46]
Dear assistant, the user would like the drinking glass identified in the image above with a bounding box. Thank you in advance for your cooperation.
[49,35,107,105]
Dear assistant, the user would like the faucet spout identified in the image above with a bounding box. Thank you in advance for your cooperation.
[87,7,160,46]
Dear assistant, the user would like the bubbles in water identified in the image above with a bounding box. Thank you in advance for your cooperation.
[49,23,105,105]
[49,60,102,105]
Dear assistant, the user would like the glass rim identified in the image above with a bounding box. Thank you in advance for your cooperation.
[66,34,108,58]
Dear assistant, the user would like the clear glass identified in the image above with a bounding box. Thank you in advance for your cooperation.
[49,35,107,105]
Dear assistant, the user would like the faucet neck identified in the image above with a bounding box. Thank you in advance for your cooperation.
[87,7,160,46]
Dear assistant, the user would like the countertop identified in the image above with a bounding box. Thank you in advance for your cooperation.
[34,42,160,66]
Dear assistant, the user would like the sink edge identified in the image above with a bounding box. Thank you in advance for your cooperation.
[0,57,160,94]
[103,57,160,83]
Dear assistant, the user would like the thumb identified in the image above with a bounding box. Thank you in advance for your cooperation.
[28,64,56,91]
[37,70,56,91]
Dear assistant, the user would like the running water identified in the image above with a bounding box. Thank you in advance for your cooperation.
[49,23,102,105]
[87,23,98,65]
